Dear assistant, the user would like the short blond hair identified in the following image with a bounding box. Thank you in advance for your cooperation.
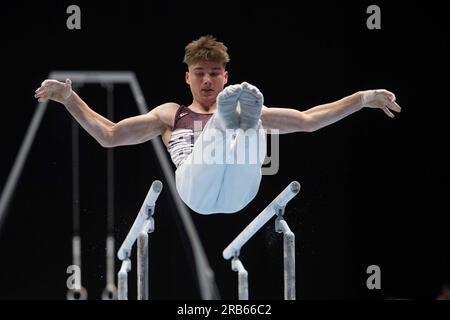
[183,35,230,66]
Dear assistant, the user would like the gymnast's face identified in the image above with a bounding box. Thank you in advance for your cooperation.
[185,60,228,106]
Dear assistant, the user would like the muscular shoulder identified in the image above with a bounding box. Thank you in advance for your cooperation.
[150,102,180,129]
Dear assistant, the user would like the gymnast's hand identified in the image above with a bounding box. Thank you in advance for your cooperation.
[34,79,73,104]
[361,89,402,118]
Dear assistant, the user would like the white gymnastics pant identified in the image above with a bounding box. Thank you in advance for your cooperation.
[175,115,267,214]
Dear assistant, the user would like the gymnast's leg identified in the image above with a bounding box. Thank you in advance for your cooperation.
[175,83,266,214]
[216,82,266,212]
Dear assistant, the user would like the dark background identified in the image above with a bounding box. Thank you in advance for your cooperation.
[0,1,448,300]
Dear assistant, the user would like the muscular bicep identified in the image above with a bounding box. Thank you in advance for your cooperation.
[261,106,312,134]
[110,111,163,146]
[108,103,179,147]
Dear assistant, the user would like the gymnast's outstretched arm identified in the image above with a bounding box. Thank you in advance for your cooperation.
[260,90,401,134]
[34,79,178,147]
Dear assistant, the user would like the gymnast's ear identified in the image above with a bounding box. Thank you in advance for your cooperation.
[185,71,191,85]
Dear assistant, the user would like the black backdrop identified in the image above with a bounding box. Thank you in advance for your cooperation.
[0,1,448,300]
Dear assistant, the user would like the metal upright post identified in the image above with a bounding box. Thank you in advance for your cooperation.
[231,256,248,300]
